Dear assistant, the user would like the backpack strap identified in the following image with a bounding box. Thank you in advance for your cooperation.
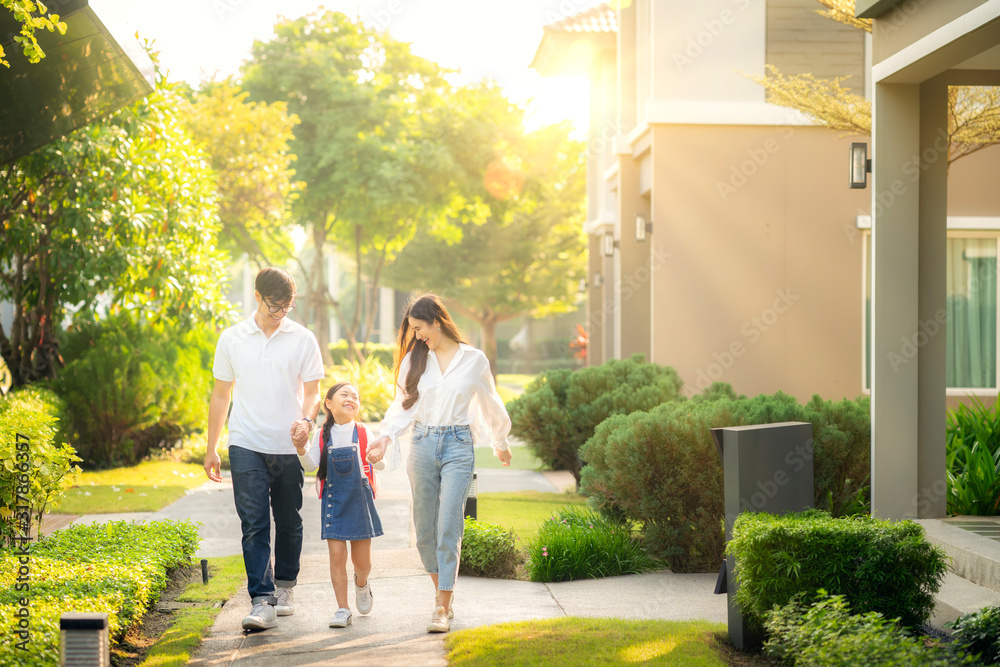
[317,428,327,499]
[355,423,376,498]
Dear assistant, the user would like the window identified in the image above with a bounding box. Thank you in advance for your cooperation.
[862,221,1000,392]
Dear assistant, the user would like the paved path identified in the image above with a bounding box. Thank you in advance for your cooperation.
[66,445,728,666]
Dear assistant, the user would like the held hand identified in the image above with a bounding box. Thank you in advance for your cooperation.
[290,421,309,449]
[497,448,512,467]
[366,436,388,464]
[204,450,223,483]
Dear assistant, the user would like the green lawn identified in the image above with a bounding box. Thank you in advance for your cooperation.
[139,555,245,667]
[53,460,208,514]
[496,373,536,406]
[447,618,731,666]
[476,491,587,545]
[474,446,544,470]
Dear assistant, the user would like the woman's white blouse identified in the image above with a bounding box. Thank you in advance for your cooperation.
[378,343,511,469]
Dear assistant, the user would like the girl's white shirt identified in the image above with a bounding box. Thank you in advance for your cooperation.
[378,343,511,470]
[297,420,367,474]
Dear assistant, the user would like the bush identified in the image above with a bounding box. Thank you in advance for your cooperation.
[0,394,80,547]
[525,507,660,582]
[0,519,199,666]
[946,395,1000,515]
[579,391,871,572]
[728,511,947,631]
[948,605,1000,664]
[328,340,395,367]
[459,517,518,579]
[507,355,684,482]
[55,316,216,467]
[326,356,394,422]
[763,592,954,666]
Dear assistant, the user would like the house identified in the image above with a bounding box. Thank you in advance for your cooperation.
[532,1,1000,419]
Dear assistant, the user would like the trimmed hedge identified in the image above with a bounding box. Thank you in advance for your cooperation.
[459,518,518,579]
[507,355,684,482]
[728,511,947,631]
[579,391,871,572]
[0,519,199,666]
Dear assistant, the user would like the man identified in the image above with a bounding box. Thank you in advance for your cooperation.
[205,267,324,631]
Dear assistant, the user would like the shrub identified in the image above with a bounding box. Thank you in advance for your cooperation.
[0,396,80,547]
[728,511,947,631]
[579,391,871,572]
[947,395,1000,515]
[328,340,395,367]
[459,517,518,579]
[55,316,216,467]
[948,605,1000,665]
[763,592,953,666]
[525,507,659,582]
[326,356,394,422]
[507,355,684,482]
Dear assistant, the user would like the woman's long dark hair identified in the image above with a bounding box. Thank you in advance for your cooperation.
[393,294,467,410]
[316,381,356,484]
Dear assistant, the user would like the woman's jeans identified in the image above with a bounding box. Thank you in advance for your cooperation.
[407,423,475,591]
[229,445,304,604]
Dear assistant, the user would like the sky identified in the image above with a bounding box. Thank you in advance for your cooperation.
[93,0,603,131]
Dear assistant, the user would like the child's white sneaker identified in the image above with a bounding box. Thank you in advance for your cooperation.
[328,607,352,628]
[355,575,373,615]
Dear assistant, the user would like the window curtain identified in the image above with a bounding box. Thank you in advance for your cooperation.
[947,238,997,388]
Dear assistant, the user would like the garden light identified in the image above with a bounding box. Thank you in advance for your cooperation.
[464,473,478,520]
[60,612,110,666]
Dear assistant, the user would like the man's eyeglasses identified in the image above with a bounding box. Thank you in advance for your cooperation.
[264,299,295,314]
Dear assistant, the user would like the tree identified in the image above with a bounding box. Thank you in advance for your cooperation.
[750,0,1000,166]
[0,68,232,387]
[383,118,587,376]
[179,80,301,266]
[1,0,66,67]
[242,11,469,365]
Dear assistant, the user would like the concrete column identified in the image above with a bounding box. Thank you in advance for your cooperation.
[871,82,921,519]
[587,234,606,366]
[617,2,636,136]
[916,78,948,518]
[616,155,651,359]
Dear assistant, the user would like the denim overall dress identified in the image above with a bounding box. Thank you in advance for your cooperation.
[320,425,384,541]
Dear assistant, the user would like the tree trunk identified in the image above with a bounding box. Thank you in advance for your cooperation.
[311,218,334,366]
[480,312,500,380]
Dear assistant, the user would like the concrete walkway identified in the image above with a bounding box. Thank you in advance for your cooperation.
[67,444,724,666]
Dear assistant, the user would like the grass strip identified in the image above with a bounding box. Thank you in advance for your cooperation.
[474,446,545,470]
[446,617,729,666]
[139,555,245,667]
[476,491,587,546]
[53,460,208,514]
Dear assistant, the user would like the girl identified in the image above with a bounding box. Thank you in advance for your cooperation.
[366,294,512,634]
[295,382,383,628]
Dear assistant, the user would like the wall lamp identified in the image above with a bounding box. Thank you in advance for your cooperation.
[602,231,617,257]
[849,142,871,189]
[635,215,652,242]
[593,272,604,287]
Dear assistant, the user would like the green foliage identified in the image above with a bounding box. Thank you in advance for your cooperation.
[328,340,395,367]
[459,517,519,579]
[0,0,67,66]
[579,391,872,572]
[55,316,216,467]
[325,356,394,423]
[728,511,947,631]
[948,605,1000,665]
[0,520,199,665]
[0,393,79,546]
[947,396,1000,515]
[0,63,232,387]
[763,592,955,667]
[507,355,684,481]
[525,507,659,583]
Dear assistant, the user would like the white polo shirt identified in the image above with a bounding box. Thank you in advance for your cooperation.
[213,315,325,455]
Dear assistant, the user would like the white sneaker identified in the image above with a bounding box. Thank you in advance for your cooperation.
[242,601,277,631]
[355,576,373,615]
[329,607,353,628]
[274,587,294,616]
[434,591,454,619]
[427,606,450,633]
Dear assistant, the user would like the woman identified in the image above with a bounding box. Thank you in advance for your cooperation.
[366,294,512,633]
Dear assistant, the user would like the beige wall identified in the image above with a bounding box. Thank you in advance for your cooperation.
[647,124,870,402]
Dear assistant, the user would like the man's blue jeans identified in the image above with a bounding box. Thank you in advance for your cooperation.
[229,445,303,604]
